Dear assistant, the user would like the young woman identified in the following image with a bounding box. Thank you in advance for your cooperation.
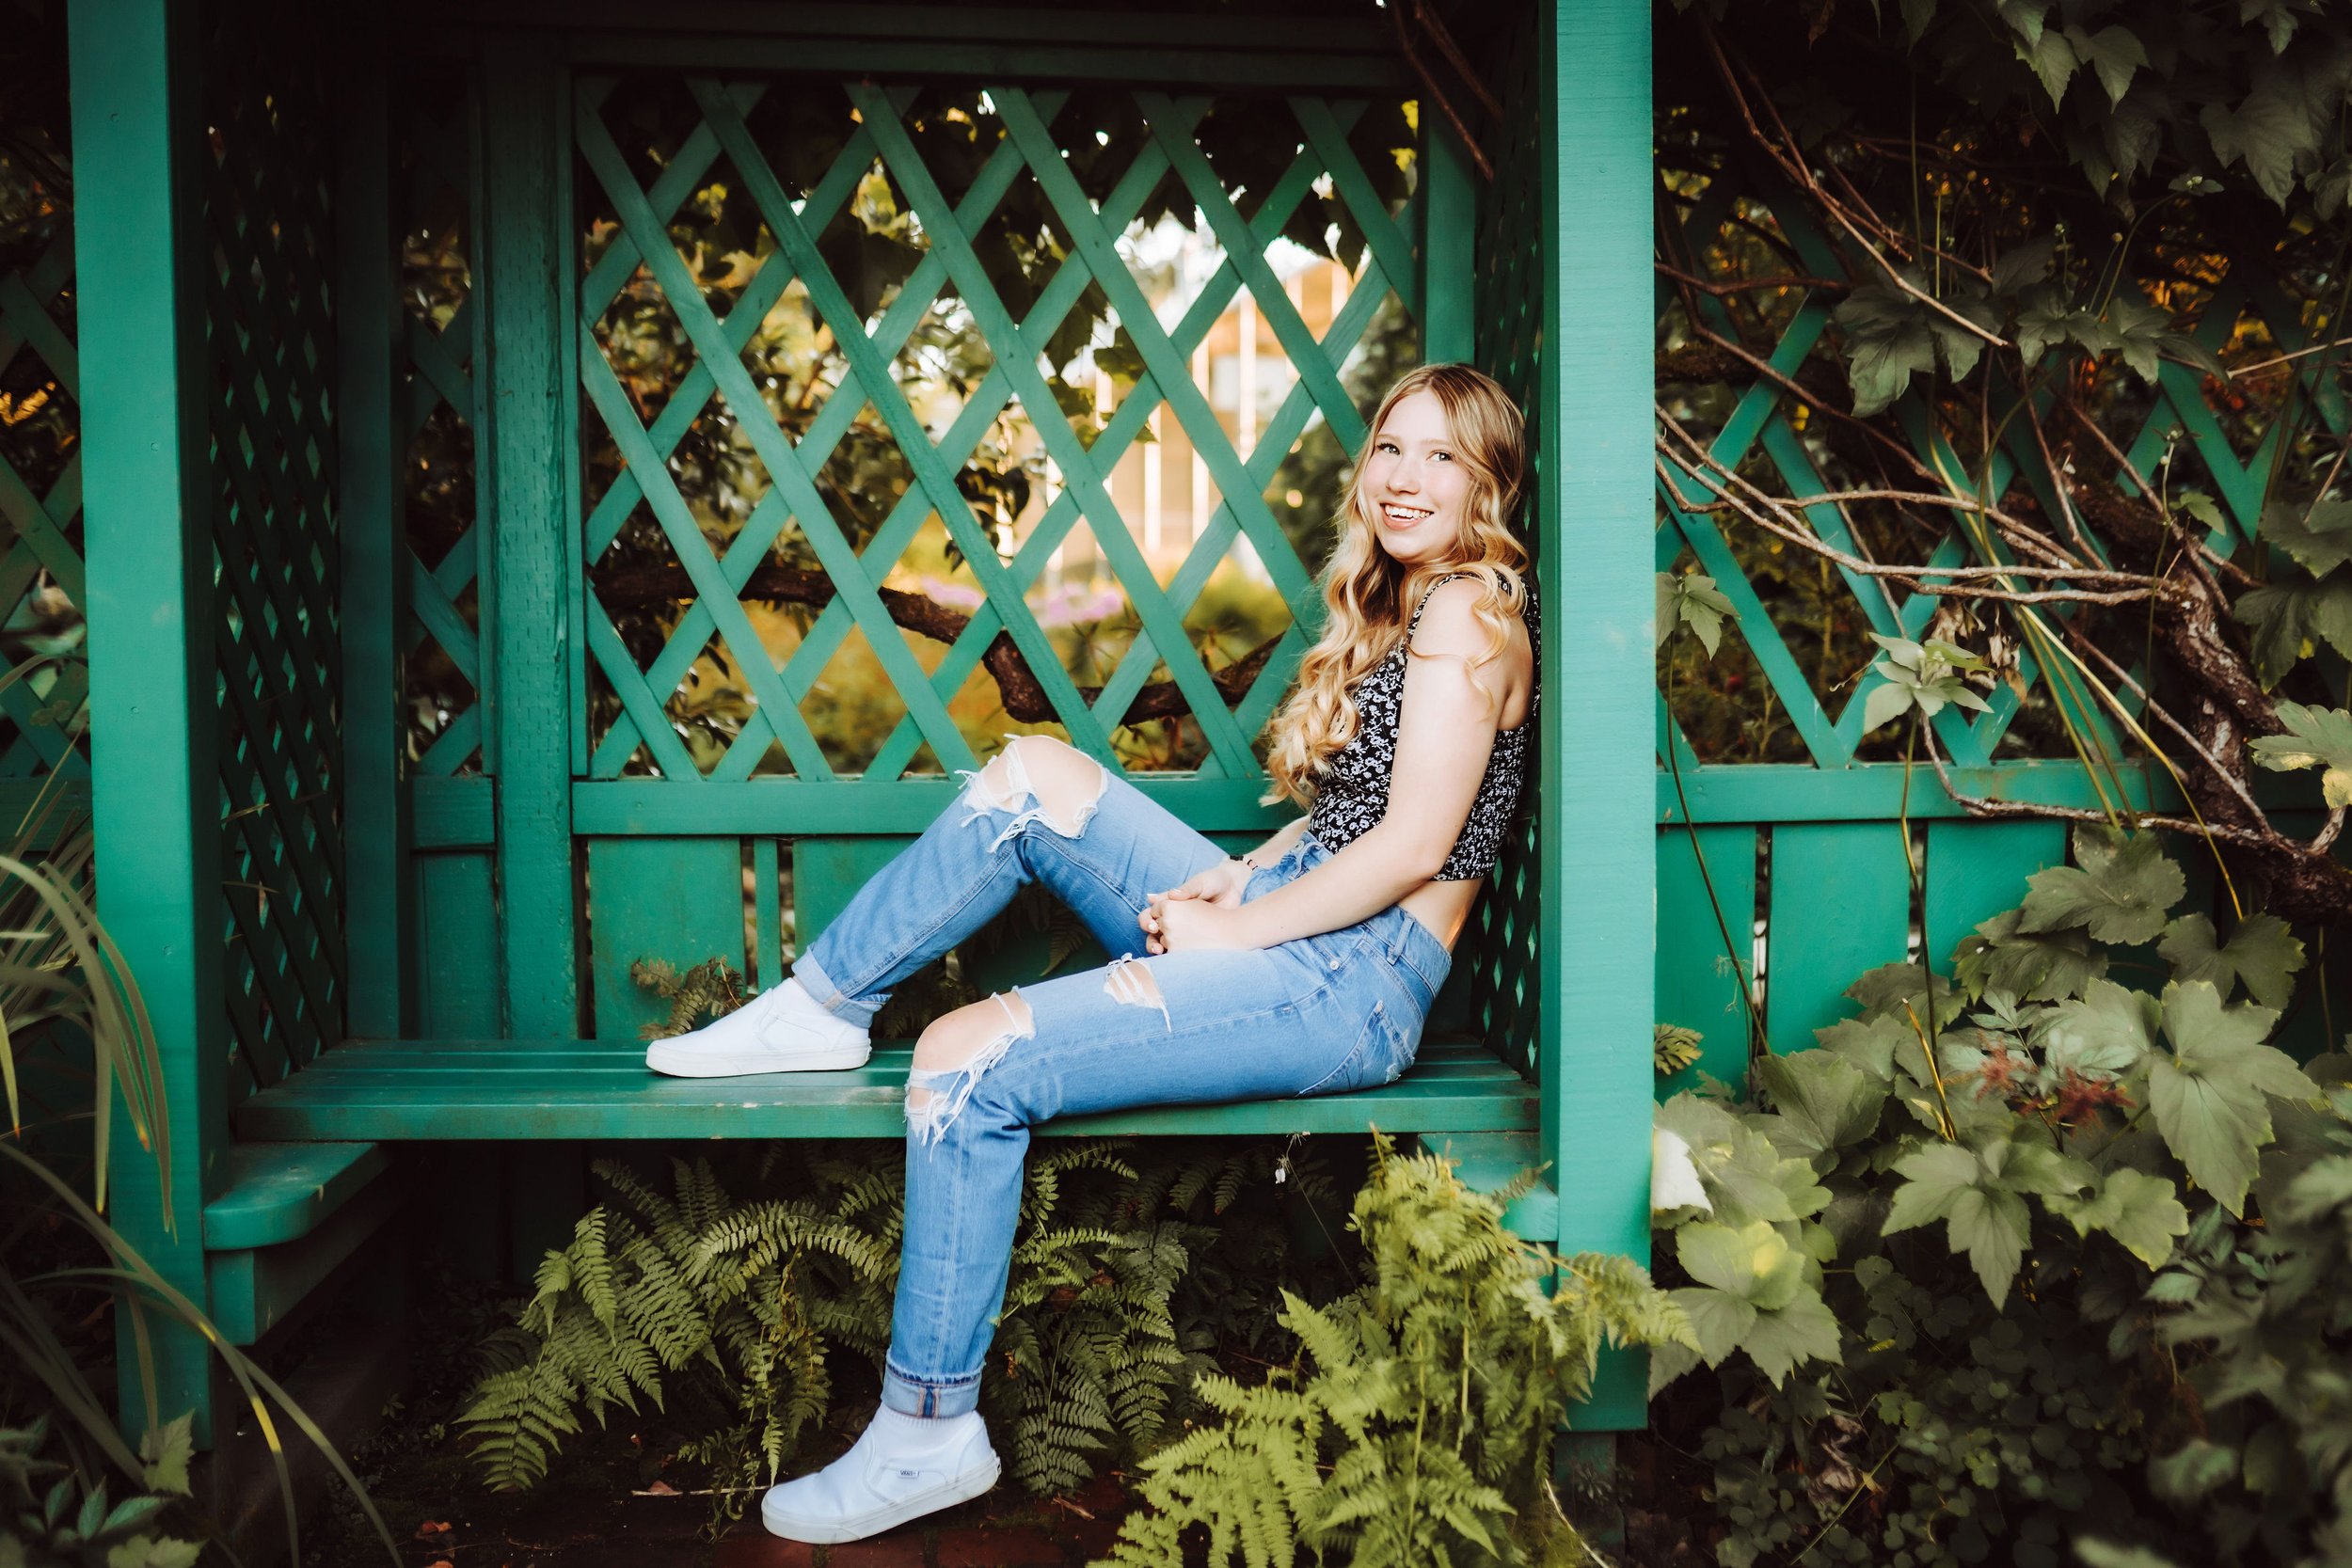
[645,362,1539,1544]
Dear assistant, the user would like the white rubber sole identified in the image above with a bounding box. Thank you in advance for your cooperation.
[761,1454,1001,1543]
[643,1041,872,1078]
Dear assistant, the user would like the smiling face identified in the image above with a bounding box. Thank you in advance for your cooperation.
[1360,388,1470,568]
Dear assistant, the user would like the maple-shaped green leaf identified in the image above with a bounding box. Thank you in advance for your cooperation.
[1954,909,2109,1003]
[2019,827,2185,945]
[2257,498,2352,578]
[2039,977,2158,1078]
[2045,1167,2189,1267]
[1677,1218,1808,1312]
[1833,284,1937,416]
[1656,570,1736,657]
[137,1413,196,1497]
[2249,702,2352,806]
[1756,1051,1886,1162]
[2234,577,2352,689]
[2202,75,2325,207]
[1654,1094,1831,1226]
[1882,1141,2033,1306]
[1737,1290,1844,1386]
[1989,234,2057,296]
[2159,911,2305,1010]
[1670,1284,1756,1368]
[2150,979,2316,1215]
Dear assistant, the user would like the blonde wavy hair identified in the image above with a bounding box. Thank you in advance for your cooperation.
[1261,364,1531,808]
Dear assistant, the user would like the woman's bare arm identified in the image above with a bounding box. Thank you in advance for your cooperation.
[1152,579,1530,952]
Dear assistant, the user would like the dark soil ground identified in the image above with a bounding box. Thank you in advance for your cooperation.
[296,1268,1136,1568]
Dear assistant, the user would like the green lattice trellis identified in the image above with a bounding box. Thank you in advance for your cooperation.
[401,77,487,780]
[0,226,88,780]
[202,7,346,1095]
[574,79,1423,784]
[1454,5,1546,1085]
[1656,177,2352,774]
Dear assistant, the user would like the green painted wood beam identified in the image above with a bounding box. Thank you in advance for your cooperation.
[230,1040,1534,1142]
[1543,0,1654,1432]
[71,0,224,1447]
[203,1180,402,1346]
[1655,759,2232,823]
[477,33,580,1037]
[201,1142,391,1250]
[337,17,412,1037]
[1418,121,1476,363]
[555,36,1408,89]
[1544,0,1653,1259]
[564,778,1298,841]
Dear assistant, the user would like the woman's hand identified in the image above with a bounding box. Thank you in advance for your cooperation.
[1154,858,1251,911]
[1137,889,1255,954]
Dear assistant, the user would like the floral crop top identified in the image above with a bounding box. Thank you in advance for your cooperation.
[1306,574,1539,879]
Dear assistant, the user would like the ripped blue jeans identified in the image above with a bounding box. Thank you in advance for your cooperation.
[789,735,1452,1418]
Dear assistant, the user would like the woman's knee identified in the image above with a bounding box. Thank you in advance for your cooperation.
[966,735,1106,838]
[907,992,1034,1143]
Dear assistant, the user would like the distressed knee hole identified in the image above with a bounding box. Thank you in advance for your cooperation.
[1104,955,1170,1032]
[956,736,1108,850]
[906,991,1033,1144]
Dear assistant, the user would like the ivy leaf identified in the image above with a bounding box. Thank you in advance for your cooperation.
[2151,1437,2239,1503]
[2258,498,2352,578]
[2064,24,2146,108]
[2150,979,2314,1215]
[2175,491,2228,535]
[2039,977,2157,1078]
[1657,570,1737,656]
[1882,1142,2033,1306]
[1655,1094,1831,1226]
[1927,293,2001,381]
[1954,909,2108,1003]
[2014,24,2079,105]
[1756,1051,1887,1161]
[2103,292,2172,383]
[2201,73,2325,208]
[2045,1167,2190,1268]
[2019,827,2185,945]
[2248,702,2352,806]
[2158,912,2305,1009]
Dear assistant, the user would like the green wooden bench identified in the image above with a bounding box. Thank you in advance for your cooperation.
[69,0,1656,1453]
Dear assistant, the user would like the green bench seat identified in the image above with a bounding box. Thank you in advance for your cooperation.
[230,1036,1536,1143]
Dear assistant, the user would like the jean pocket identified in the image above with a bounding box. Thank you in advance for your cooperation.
[1298,999,1412,1097]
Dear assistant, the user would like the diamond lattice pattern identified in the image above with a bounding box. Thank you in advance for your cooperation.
[574,79,1423,782]
[1656,177,2352,771]
[0,224,87,781]
[202,8,347,1096]
[400,71,485,778]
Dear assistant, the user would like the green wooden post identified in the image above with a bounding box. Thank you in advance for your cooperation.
[338,17,411,1037]
[1542,0,1654,1429]
[71,0,225,1444]
[1418,121,1475,363]
[478,34,579,1037]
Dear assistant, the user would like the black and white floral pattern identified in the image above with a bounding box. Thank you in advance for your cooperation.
[1308,575,1540,879]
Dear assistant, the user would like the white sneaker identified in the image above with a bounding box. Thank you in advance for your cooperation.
[761,1406,999,1543]
[643,976,872,1077]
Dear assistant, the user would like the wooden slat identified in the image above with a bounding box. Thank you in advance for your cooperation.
[1924,819,2065,966]
[585,837,748,1041]
[1766,822,1912,1053]
[478,34,579,1035]
[202,1141,390,1250]
[413,852,501,1037]
[1656,824,1756,1091]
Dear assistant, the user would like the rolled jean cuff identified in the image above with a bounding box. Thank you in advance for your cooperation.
[787,950,881,1030]
[882,1360,983,1418]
